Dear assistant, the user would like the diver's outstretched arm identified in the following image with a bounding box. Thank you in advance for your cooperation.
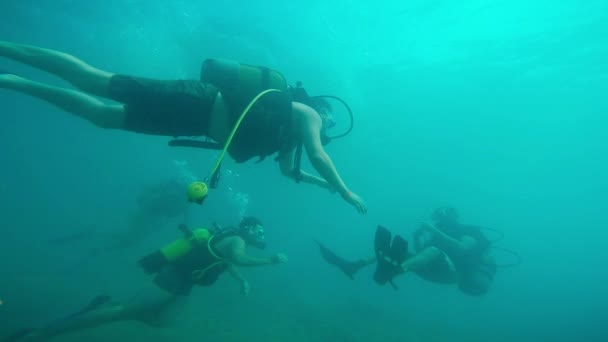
[292,102,367,214]
[228,238,288,267]
[278,150,333,190]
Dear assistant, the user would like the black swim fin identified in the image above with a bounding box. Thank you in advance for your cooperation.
[374,225,409,290]
[315,239,367,279]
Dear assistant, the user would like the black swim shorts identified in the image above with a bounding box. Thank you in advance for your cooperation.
[107,74,218,137]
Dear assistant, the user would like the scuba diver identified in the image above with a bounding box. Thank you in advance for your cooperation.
[317,207,500,296]
[0,41,366,214]
[3,217,288,341]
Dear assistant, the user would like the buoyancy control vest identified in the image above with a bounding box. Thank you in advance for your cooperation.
[200,58,294,163]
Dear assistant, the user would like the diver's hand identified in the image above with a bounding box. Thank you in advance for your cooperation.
[270,253,288,264]
[240,280,251,297]
[343,191,367,214]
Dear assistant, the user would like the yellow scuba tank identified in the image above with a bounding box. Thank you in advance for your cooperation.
[161,228,210,261]
[139,228,211,274]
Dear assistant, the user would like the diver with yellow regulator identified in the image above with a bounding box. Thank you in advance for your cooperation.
[0,40,367,213]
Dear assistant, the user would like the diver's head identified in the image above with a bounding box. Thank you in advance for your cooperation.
[305,97,335,145]
[431,207,459,226]
[238,216,266,249]
[307,96,335,131]
[290,83,336,131]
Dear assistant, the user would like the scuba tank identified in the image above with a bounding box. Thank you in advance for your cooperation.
[170,58,293,184]
[138,225,212,274]
[200,58,289,113]
[199,58,293,164]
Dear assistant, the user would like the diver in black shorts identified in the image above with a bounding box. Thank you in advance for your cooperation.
[0,41,366,214]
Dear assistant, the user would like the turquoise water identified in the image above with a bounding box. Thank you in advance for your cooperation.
[1,0,606,341]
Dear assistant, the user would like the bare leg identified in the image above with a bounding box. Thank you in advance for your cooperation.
[403,246,458,284]
[0,74,124,129]
[16,294,179,341]
[53,304,130,337]
[15,304,130,341]
[0,41,113,97]
[401,246,442,272]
